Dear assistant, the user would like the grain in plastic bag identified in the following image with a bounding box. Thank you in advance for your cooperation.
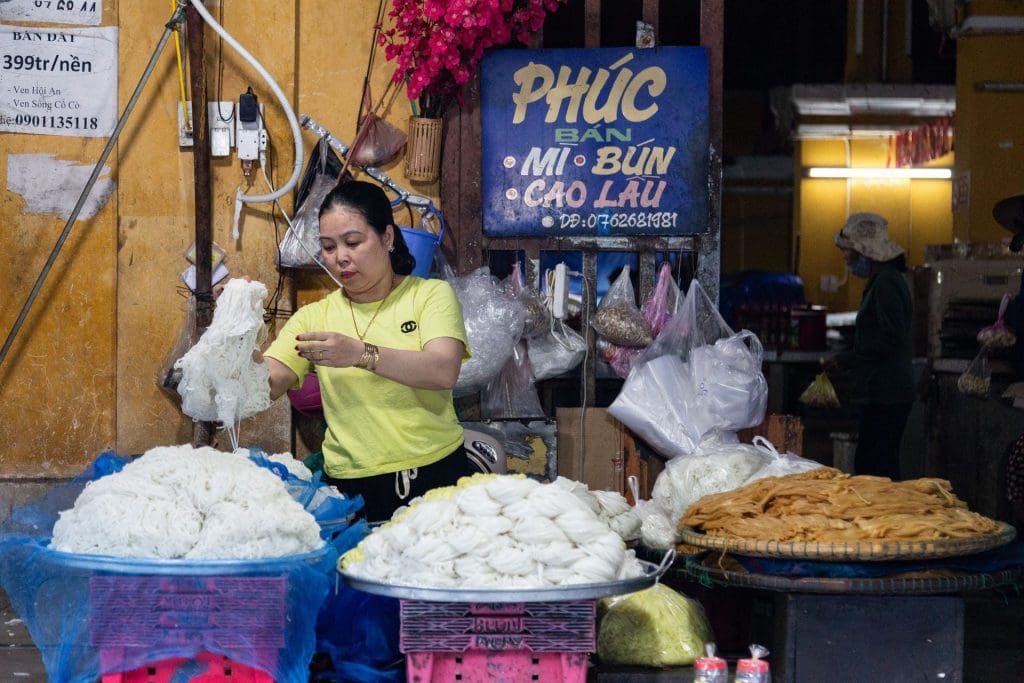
[592,265,652,347]
[958,351,991,397]
[977,293,1018,350]
[799,371,840,408]
[504,261,550,338]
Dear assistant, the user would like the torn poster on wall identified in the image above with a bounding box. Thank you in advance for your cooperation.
[0,26,117,137]
[6,153,114,219]
[0,0,101,26]
[481,46,709,237]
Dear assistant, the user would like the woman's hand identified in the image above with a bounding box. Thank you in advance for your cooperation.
[296,332,363,367]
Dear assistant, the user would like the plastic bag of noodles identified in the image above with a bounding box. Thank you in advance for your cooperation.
[597,583,713,667]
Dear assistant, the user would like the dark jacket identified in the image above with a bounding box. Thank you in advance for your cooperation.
[837,263,914,404]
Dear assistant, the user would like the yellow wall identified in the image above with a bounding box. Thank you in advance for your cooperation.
[953,2,1024,243]
[795,137,953,312]
[1,0,432,476]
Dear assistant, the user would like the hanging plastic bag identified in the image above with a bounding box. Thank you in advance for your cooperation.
[958,351,991,397]
[641,262,682,338]
[348,85,408,168]
[279,140,339,267]
[482,340,545,418]
[451,267,526,396]
[504,261,550,339]
[592,265,653,347]
[977,293,1018,350]
[799,371,840,408]
[528,318,586,380]
[158,294,198,396]
[604,268,683,378]
[608,280,768,458]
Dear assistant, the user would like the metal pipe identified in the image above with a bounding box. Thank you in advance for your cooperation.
[0,4,188,373]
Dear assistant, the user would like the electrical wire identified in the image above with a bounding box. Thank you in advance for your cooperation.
[214,0,233,123]
[568,269,591,479]
[189,0,302,204]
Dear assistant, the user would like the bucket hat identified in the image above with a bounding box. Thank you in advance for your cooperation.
[992,194,1024,252]
[833,212,905,262]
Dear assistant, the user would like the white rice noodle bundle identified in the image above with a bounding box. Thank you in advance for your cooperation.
[484,476,540,505]
[487,545,537,576]
[511,516,569,545]
[455,485,504,517]
[556,508,613,545]
[526,485,589,518]
[592,490,632,517]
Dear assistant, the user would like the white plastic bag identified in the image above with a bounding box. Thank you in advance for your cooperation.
[745,436,824,482]
[609,280,767,458]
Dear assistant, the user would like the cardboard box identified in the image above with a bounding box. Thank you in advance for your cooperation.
[555,408,624,493]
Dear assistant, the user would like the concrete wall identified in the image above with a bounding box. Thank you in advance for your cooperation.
[0,0,435,482]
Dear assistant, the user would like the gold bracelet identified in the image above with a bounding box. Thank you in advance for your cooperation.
[355,345,372,369]
[366,343,380,372]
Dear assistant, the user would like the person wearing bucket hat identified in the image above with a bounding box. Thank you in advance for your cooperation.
[262,180,473,523]
[825,212,914,479]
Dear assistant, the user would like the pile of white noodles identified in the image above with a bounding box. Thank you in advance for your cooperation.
[341,474,645,588]
[50,445,324,560]
[175,278,271,446]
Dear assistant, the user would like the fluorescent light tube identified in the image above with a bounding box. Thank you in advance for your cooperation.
[805,167,952,179]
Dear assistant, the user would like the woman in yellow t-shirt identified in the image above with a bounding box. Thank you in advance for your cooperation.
[263,180,471,522]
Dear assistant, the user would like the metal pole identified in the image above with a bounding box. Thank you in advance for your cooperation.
[0,5,188,373]
[186,3,217,447]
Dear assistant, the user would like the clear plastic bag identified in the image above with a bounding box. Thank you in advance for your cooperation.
[977,293,1018,350]
[799,371,840,408]
[504,261,550,339]
[597,583,713,667]
[450,266,526,397]
[642,262,682,338]
[528,318,586,380]
[958,351,991,397]
[608,280,768,458]
[592,265,653,347]
[279,142,338,268]
[745,436,824,482]
[482,341,545,418]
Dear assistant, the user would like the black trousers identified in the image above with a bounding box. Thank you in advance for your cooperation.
[854,402,912,480]
[322,444,473,524]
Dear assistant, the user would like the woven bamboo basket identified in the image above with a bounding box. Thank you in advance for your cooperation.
[677,521,1017,562]
[405,116,443,183]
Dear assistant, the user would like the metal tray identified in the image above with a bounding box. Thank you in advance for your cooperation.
[340,551,674,602]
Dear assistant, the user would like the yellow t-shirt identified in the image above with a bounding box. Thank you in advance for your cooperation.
[264,276,470,479]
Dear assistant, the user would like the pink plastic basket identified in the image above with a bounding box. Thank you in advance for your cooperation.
[100,651,273,682]
[400,600,596,683]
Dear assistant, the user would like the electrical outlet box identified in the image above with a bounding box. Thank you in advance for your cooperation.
[208,101,236,157]
[177,101,193,147]
[236,102,264,161]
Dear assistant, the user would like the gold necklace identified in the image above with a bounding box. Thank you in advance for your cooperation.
[348,275,397,341]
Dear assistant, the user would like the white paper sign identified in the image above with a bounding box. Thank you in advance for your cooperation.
[0,26,117,137]
[0,0,101,26]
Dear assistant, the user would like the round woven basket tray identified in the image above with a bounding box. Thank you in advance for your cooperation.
[677,521,1017,562]
[682,552,1023,595]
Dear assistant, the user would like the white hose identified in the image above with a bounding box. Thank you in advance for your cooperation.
[189,0,303,204]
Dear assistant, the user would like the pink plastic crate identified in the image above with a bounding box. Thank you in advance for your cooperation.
[100,651,273,682]
[400,600,596,683]
[90,575,286,677]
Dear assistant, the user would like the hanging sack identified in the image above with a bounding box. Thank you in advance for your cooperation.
[592,265,652,347]
[504,261,551,339]
[605,263,684,378]
[977,294,1018,350]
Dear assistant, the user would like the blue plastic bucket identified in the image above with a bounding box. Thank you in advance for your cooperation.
[400,226,442,278]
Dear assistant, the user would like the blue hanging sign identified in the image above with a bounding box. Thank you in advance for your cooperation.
[481,46,709,237]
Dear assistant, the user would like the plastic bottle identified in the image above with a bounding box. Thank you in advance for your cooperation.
[734,644,770,683]
[694,643,729,683]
